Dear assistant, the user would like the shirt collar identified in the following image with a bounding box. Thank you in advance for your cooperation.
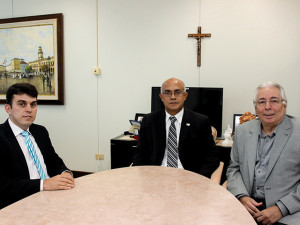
[165,108,184,124]
[259,124,278,139]
[8,118,29,137]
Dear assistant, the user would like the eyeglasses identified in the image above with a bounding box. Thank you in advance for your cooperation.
[254,98,286,106]
[162,90,185,97]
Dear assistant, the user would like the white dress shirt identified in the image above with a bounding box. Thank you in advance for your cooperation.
[8,119,49,190]
[161,108,184,169]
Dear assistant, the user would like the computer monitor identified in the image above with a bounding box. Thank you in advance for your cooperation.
[233,113,258,133]
[233,114,243,133]
[151,87,223,137]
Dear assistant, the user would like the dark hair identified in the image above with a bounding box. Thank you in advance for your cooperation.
[6,83,38,106]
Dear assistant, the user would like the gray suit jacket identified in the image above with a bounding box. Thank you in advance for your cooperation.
[227,115,300,224]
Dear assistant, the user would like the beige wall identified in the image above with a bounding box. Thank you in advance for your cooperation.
[0,0,299,172]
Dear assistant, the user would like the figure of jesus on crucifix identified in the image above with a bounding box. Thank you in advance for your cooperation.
[188,26,211,66]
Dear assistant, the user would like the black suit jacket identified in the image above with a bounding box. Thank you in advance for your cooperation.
[133,109,219,177]
[0,120,69,209]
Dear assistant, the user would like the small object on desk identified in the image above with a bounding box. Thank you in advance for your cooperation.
[134,128,139,136]
[222,124,233,145]
[131,128,139,140]
[129,120,141,135]
[133,135,139,140]
[129,120,141,127]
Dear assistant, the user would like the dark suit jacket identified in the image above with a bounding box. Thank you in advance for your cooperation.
[0,120,69,209]
[133,109,219,177]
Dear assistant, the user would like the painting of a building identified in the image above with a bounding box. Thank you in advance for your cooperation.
[0,46,55,96]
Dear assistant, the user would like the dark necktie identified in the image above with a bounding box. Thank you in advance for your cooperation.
[167,116,178,167]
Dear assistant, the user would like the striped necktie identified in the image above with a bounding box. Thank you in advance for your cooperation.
[167,116,178,167]
[21,131,47,180]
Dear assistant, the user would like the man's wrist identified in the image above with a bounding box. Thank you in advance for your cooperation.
[62,170,73,177]
[236,194,248,200]
[276,201,289,217]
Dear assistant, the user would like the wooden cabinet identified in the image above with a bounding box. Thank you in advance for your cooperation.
[110,135,138,169]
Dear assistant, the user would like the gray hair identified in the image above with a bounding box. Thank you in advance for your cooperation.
[253,81,287,105]
[160,78,186,93]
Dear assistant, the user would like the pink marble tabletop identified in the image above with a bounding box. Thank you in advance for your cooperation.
[0,166,256,225]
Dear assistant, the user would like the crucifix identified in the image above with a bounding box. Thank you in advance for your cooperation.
[188,26,211,66]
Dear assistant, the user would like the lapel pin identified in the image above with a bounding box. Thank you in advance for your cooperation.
[186,123,190,126]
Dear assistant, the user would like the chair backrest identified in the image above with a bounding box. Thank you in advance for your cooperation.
[210,126,227,187]
[211,126,217,142]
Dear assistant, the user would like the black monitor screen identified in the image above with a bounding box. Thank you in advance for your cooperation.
[151,87,223,137]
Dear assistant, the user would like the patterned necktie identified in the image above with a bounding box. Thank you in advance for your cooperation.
[21,131,47,180]
[167,116,178,167]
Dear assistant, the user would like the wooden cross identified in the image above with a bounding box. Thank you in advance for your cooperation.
[188,26,211,66]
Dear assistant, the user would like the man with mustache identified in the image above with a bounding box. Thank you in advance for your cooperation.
[133,77,219,177]
[227,81,300,225]
[0,83,74,209]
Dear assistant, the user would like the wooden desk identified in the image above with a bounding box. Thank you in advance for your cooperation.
[0,166,256,225]
[216,139,233,148]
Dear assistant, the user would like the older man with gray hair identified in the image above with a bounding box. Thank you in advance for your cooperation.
[227,81,300,225]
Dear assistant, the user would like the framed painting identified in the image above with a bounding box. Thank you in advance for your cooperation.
[0,13,64,105]
[135,113,146,122]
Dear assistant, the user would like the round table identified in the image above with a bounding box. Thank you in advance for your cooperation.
[0,166,256,225]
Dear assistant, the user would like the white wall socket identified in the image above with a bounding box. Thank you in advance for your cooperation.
[95,154,104,160]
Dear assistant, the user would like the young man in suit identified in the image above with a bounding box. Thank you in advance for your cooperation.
[0,83,74,209]
[133,78,219,178]
[227,81,300,225]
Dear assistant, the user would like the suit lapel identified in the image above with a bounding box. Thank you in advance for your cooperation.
[157,111,167,157]
[265,116,292,180]
[3,120,29,173]
[179,110,189,152]
[246,120,260,188]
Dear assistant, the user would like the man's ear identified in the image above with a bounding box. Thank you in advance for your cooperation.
[159,93,164,102]
[5,104,12,115]
[183,92,188,101]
